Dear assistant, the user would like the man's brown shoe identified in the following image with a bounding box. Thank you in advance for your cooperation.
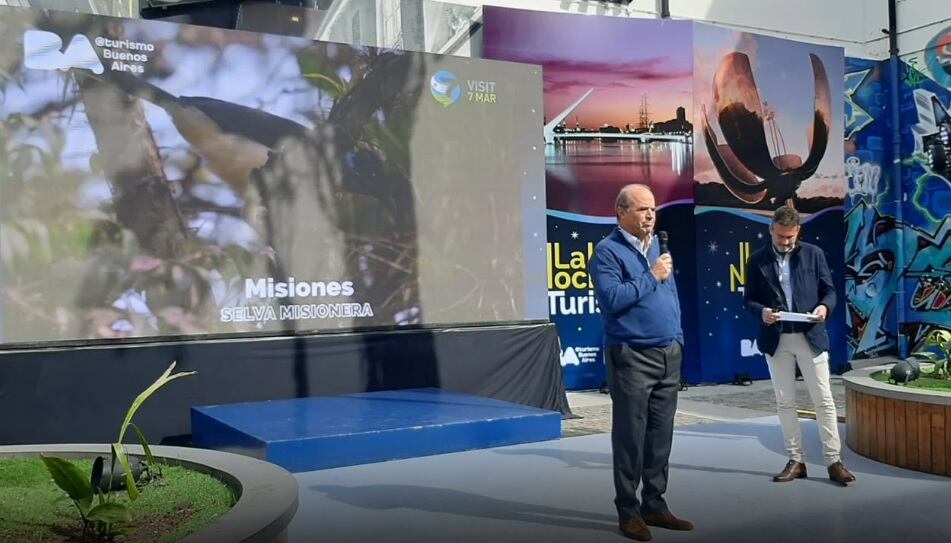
[642,511,694,531]
[827,461,856,486]
[773,460,807,482]
[619,517,652,541]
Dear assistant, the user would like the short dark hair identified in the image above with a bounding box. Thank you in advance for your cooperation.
[772,206,800,228]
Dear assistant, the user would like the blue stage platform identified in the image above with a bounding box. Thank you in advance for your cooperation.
[191,388,562,472]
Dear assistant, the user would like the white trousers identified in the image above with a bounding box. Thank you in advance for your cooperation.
[764,333,841,466]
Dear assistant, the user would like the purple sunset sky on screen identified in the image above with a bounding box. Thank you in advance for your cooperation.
[483,7,693,128]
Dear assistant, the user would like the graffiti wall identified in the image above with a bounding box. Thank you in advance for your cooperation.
[844,57,897,359]
[898,58,951,350]
[844,53,951,359]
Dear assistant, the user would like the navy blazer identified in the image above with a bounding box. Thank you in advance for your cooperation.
[743,241,835,356]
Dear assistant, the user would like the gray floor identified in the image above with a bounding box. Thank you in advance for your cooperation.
[289,384,950,543]
[563,376,848,437]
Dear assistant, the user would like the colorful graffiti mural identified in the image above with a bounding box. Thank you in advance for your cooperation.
[844,58,895,358]
[902,79,951,349]
[845,56,951,359]
[845,201,899,356]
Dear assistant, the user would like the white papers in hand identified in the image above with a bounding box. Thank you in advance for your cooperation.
[777,311,818,322]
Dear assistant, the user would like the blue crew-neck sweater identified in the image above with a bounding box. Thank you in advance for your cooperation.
[588,228,683,348]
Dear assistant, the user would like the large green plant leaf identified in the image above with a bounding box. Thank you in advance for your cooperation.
[117,361,196,444]
[926,330,950,351]
[111,443,139,502]
[128,423,155,471]
[40,455,93,514]
[87,502,132,524]
[929,329,951,342]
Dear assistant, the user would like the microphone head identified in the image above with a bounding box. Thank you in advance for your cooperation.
[657,230,669,253]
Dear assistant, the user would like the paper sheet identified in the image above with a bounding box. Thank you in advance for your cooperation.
[777,311,818,322]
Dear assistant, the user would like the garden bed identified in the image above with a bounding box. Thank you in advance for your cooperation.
[843,366,951,477]
[871,370,951,393]
[0,457,234,543]
[0,445,298,543]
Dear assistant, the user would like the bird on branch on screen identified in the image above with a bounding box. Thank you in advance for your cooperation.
[81,69,311,200]
[75,52,421,244]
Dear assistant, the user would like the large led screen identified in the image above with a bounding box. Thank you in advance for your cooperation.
[0,6,546,346]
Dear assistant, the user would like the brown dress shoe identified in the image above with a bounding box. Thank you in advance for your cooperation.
[619,517,652,541]
[827,461,856,486]
[642,511,694,531]
[773,460,807,482]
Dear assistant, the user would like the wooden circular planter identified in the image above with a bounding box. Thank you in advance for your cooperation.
[843,366,951,477]
[0,444,298,543]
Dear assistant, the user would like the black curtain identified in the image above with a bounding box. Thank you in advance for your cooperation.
[0,322,569,445]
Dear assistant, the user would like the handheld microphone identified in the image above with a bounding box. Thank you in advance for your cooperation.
[657,230,669,254]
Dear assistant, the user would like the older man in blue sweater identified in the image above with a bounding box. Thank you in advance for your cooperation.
[589,184,692,541]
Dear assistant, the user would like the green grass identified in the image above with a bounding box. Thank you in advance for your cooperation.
[872,370,951,393]
[0,457,235,543]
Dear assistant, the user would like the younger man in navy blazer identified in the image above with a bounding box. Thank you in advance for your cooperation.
[744,206,855,486]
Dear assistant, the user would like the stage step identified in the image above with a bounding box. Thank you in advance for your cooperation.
[191,388,562,472]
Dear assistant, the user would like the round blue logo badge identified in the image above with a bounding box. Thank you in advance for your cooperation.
[430,71,462,107]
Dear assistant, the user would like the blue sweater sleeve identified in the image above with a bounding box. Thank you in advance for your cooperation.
[590,243,659,317]
[669,265,681,307]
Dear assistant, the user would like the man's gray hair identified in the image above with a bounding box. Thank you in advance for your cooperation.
[615,184,651,217]
[772,206,800,227]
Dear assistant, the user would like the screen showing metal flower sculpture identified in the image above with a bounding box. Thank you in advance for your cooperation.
[694,26,844,213]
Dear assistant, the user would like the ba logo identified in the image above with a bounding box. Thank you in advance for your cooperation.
[740,339,762,357]
[430,71,461,108]
[560,347,580,366]
[23,30,104,75]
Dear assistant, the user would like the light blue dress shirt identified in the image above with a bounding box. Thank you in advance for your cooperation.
[775,249,794,311]
[619,227,651,261]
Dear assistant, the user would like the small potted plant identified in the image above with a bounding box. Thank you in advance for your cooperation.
[39,362,196,539]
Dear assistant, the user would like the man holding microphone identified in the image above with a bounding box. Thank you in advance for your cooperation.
[589,184,693,541]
